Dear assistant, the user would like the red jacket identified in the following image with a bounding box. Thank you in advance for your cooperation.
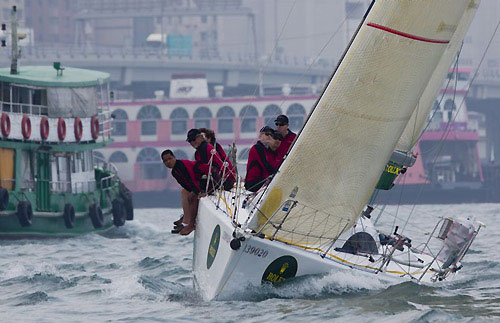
[195,141,236,182]
[245,141,276,192]
[171,159,208,194]
[276,130,297,162]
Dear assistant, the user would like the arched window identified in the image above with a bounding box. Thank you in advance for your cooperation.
[93,151,105,161]
[216,106,235,134]
[444,99,456,111]
[240,105,258,133]
[287,103,306,132]
[171,107,189,135]
[137,147,166,179]
[109,151,128,163]
[173,149,188,160]
[111,109,128,136]
[194,106,212,129]
[263,104,282,126]
[238,147,250,161]
[137,105,161,136]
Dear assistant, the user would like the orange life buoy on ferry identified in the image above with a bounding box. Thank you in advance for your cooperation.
[57,117,66,141]
[40,116,49,140]
[74,117,83,142]
[0,113,10,137]
[90,115,99,140]
[21,114,31,139]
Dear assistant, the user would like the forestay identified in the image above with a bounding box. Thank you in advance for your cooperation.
[396,0,480,152]
[256,0,473,247]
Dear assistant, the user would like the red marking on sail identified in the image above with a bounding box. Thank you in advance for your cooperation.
[366,23,450,44]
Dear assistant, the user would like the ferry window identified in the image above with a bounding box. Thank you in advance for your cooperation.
[137,147,166,179]
[0,82,10,112]
[444,99,456,111]
[112,109,128,136]
[287,103,306,132]
[173,150,188,160]
[109,151,128,163]
[240,105,258,133]
[217,106,235,134]
[263,104,282,126]
[32,89,48,115]
[11,86,30,114]
[93,151,105,162]
[194,106,212,129]
[171,107,189,135]
[138,105,161,136]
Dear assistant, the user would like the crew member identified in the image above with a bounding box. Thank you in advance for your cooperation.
[267,130,283,170]
[244,126,277,192]
[188,128,235,191]
[274,115,297,163]
[199,127,236,190]
[161,149,208,236]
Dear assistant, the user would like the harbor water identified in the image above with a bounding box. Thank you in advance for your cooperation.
[0,204,499,322]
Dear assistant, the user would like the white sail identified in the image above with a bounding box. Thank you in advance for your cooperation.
[396,0,480,152]
[256,0,475,247]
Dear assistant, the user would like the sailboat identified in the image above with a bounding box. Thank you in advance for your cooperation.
[191,0,484,300]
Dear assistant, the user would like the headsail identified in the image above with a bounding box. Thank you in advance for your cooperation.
[396,0,480,152]
[256,0,475,247]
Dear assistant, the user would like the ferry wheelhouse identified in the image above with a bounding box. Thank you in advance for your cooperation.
[0,64,133,237]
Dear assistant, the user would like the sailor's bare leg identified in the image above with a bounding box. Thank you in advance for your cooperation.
[181,189,191,225]
[180,192,198,235]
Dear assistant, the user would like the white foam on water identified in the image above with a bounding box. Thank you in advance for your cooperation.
[0,261,59,280]
[105,274,146,298]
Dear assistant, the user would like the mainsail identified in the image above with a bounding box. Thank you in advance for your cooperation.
[256,0,475,247]
[396,0,480,152]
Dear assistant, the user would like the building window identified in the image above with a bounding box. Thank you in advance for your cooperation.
[287,103,306,132]
[263,104,282,126]
[238,148,250,161]
[109,151,128,163]
[138,105,161,136]
[240,105,258,133]
[111,109,128,136]
[170,107,189,135]
[173,150,188,160]
[444,99,456,111]
[194,106,212,129]
[93,151,105,162]
[216,106,235,134]
[137,147,166,179]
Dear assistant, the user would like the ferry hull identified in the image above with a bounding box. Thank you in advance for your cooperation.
[0,210,115,238]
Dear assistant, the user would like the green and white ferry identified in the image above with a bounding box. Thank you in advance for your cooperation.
[0,62,133,238]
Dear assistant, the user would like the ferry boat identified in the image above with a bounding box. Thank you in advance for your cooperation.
[100,68,496,207]
[0,61,134,238]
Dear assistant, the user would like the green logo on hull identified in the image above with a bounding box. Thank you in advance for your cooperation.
[207,225,220,269]
[262,255,298,285]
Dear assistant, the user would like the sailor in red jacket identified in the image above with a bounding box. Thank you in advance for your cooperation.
[188,128,235,191]
[245,126,277,192]
[267,130,284,170]
[162,149,208,236]
[274,115,297,164]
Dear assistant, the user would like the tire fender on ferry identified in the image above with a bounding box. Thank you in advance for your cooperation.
[63,203,75,229]
[0,113,10,137]
[112,198,126,227]
[119,182,134,221]
[40,116,49,140]
[21,114,31,139]
[17,201,33,227]
[74,117,83,142]
[89,203,104,228]
[0,187,8,211]
[57,117,66,141]
[90,115,99,140]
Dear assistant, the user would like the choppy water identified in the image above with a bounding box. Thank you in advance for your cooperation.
[0,204,499,322]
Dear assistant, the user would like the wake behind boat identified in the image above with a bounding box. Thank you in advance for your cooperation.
[192,0,484,300]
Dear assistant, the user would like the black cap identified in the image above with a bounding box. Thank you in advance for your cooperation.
[274,115,289,125]
[186,128,201,142]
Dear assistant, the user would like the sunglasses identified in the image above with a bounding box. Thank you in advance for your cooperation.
[275,122,285,126]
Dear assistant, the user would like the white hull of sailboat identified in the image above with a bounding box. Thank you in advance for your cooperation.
[193,197,451,301]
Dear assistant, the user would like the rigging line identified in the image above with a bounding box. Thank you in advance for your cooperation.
[390,168,407,234]
[401,16,500,235]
